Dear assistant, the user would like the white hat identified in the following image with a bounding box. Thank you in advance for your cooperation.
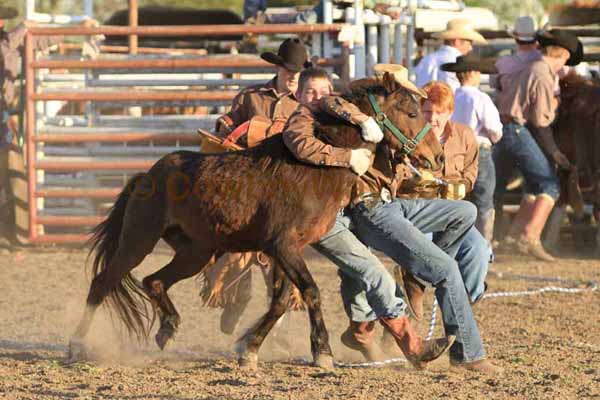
[509,16,537,42]
[432,18,487,45]
[373,64,427,98]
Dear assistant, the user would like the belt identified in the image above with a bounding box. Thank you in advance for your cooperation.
[479,142,492,150]
[500,115,515,125]
[354,188,392,210]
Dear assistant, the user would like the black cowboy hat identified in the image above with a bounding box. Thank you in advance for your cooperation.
[440,53,497,74]
[260,38,310,72]
[536,29,583,66]
[0,6,18,19]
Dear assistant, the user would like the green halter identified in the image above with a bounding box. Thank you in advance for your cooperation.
[367,92,431,155]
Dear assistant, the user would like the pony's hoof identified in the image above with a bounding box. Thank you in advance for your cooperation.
[155,329,173,350]
[67,339,87,363]
[238,352,258,370]
[313,353,335,370]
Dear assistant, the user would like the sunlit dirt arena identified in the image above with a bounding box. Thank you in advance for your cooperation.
[1,243,599,399]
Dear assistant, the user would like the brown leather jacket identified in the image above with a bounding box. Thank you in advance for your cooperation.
[216,77,299,134]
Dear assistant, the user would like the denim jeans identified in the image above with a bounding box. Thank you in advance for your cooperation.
[493,122,560,204]
[470,146,495,217]
[454,227,490,303]
[350,198,486,362]
[312,213,407,322]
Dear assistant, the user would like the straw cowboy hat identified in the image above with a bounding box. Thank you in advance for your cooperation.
[373,63,427,98]
[440,53,497,74]
[509,16,537,42]
[536,29,584,66]
[260,38,310,72]
[0,6,18,20]
[432,18,487,44]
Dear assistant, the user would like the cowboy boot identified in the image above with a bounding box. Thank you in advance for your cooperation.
[380,316,454,369]
[340,321,386,362]
[502,195,536,249]
[517,194,556,262]
[399,266,425,321]
[450,358,505,375]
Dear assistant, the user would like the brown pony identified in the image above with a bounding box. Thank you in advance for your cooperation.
[67,72,444,369]
[555,72,600,227]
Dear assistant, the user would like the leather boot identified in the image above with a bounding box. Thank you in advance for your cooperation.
[450,358,505,375]
[508,195,536,239]
[517,195,556,262]
[475,209,495,244]
[340,321,386,362]
[380,316,454,370]
[399,266,425,321]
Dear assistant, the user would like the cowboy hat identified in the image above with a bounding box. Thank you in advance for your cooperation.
[432,18,487,45]
[440,53,497,74]
[373,63,427,98]
[260,38,309,72]
[509,16,537,42]
[536,29,584,66]
[0,6,18,20]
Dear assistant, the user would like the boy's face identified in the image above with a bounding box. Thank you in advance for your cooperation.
[421,100,452,139]
[298,77,332,110]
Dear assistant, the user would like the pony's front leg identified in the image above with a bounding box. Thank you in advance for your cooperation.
[272,244,334,370]
[237,264,291,369]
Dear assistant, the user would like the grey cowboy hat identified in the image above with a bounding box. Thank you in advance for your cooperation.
[536,29,584,66]
[260,38,310,72]
[0,6,18,19]
[441,53,498,74]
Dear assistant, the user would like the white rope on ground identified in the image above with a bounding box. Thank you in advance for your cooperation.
[333,271,598,368]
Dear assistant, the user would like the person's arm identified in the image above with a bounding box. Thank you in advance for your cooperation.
[282,106,352,167]
[480,94,503,144]
[460,128,480,192]
[283,105,372,175]
[215,91,247,134]
[529,76,571,169]
[319,96,383,142]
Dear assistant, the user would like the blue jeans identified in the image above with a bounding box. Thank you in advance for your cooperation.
[312,213,407,322]
[350,198,486,362]
[454,227,490,303]
[471,146,495,217]
[493,122,560,203]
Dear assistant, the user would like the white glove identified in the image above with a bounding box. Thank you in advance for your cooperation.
[359,117,384,143]
[349,148,372,176]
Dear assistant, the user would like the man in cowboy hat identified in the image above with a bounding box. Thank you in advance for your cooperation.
[441,53,502,243]
[494,16,540,91]
[494,29,582,261]
[415,18,487,92]
[213,37,309,139]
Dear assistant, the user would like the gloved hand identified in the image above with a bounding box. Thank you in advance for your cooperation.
[359,117,384,143]
[552,150,572,170]
[442,180,467,200]
[349,148,372,176]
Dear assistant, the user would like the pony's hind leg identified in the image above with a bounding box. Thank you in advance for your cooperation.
[142,241,216,350]
[238,264,291,370]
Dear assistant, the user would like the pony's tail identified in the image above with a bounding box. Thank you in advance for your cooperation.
[87,173,153,341]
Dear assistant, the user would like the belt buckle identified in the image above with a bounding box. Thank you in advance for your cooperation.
[380,188,392,203]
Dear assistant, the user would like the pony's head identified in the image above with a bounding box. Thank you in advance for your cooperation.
[334,72,444,172]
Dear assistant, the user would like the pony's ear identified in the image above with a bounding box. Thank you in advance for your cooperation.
[382,71,399,94]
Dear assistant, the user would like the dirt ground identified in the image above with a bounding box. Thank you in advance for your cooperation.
[0,241,599,400]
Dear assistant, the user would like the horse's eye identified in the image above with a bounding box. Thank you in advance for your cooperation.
[408,112,417,118]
